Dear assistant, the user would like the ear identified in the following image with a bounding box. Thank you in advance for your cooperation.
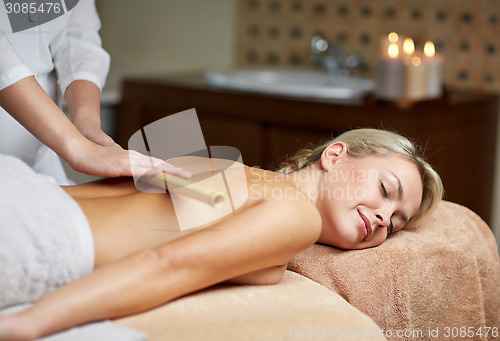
[320,142,347,171]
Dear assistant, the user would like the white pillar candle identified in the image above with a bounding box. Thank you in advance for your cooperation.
[423,41,443,98]
[405,53,428,100]
[375,42,405,100]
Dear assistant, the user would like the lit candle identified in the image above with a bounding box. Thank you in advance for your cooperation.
[423,41,443,98]
[403,38,415,57]
[405,53,428,100]
[375,35,405,100]
[380,32,400,57]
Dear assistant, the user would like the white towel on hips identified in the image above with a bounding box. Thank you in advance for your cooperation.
[0,154,94,308]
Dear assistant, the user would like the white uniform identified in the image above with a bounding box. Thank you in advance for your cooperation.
[0,0,110,184]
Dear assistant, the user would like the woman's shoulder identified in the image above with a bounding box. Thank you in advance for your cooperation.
[243,167,317,209]
[243,166,322,240]
[167,156,295,193]
[244,166,299,194]
[169,156,322,239]
[168,155,316,207]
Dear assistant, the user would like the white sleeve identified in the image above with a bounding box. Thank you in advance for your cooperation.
[0,30,34,91]
[52,0,110,94]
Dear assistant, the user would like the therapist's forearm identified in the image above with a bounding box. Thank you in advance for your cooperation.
[65,80,117,147]
[64,80,101,129]
[0,76,90,162]
[0,76,189,178]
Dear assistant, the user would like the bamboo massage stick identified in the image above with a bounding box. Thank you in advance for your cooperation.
[139,171,226,208]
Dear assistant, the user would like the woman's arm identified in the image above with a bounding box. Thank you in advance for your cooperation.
[2,197,321,340]
[225,264,288,285]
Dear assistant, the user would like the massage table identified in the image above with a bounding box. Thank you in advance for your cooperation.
[115,201,500,340]
[4,153,496,340]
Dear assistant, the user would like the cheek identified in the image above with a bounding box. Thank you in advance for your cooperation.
[329,182,374,206]
[371,230,388,246]
[347,182,379,206]
[344,173,380,203]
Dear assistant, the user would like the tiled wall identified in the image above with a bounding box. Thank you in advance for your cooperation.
[236,0,500,91]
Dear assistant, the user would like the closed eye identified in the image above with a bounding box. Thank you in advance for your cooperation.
[388,221,395,235]
[381,182,396,234]
[380,181,388,198]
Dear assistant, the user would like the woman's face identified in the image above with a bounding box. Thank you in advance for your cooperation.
[316,144,423,250]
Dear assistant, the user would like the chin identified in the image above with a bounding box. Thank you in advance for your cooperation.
[320,214,363,249]
[335,240,361,250]
[329,231,360,249]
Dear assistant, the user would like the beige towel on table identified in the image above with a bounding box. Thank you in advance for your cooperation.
[116,270,386,341]
[288,201,500,341]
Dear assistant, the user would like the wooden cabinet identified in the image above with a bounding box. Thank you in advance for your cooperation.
[117,73,499,226]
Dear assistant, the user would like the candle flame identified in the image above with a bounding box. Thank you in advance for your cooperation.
[424,41,436,57]
[403,38,415,55]
[388,43,399,58]
[388,32,399,43]
[411,56,422,66]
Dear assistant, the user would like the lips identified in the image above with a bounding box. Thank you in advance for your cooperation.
[358,211,373,239]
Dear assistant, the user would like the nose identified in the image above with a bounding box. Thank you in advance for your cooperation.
[374,204,394,228]
[375,213,388,228]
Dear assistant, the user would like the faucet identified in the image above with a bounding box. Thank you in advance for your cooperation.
[310,34,367,79]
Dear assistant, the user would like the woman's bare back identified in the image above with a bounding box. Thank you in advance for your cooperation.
[63,156,306,268]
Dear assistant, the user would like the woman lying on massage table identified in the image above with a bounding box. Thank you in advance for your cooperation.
[0,128,443,340]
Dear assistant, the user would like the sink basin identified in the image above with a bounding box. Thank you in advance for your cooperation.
[204,69,374,104]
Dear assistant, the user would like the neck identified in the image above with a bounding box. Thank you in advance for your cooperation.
[282,162,324,206]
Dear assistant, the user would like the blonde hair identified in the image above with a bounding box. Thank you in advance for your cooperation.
[278,128,444,225]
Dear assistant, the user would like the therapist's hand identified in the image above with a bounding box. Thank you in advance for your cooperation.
[68,139,191,179]
[64,80,188,178]
[0,77,191,179]
[73,117,119,147]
